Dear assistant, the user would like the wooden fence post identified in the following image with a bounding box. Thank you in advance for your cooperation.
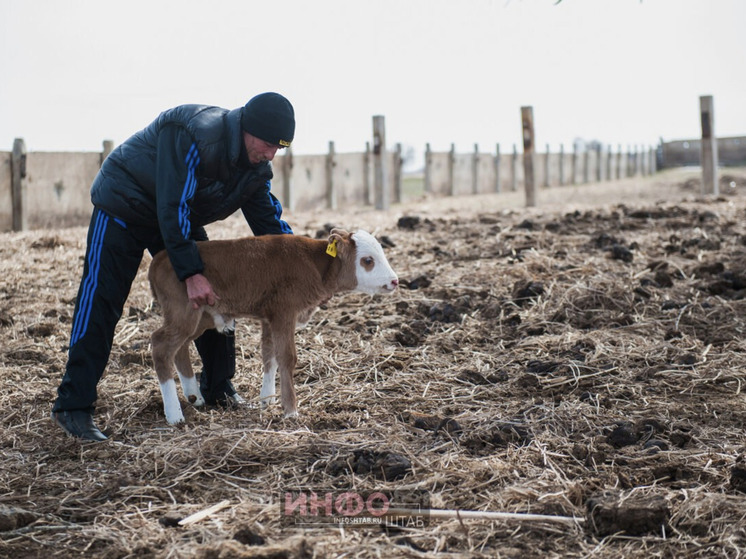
[617,144,623,179]
[559,143,565,186]
[448,143,455,196]
[700,95,718,195]
[583,147,590,184]
[512,144,518,191]
[372,115,389,210]
[424,143,432,194]
[101,139,114,165]
[282,146,294,210]
[544,143,550,188]
[571,143,578,185]
[596,144,603,182]
[11,138,27,232]
[495,143,501,192]
[393,143,403,204]
[606,145,612,181]
[633,145,640,175]
[363,141,371,205]
[624,144,632,177]
[521,106,536,207]
[326,141,336,210]
[472,143,479,194]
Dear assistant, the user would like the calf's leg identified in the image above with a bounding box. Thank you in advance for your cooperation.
[152,325,187,425]
[174,342,204,407]
[259,320,278,407]
[269,317,298,418]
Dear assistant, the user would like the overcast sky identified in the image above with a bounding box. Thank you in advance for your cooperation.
[1,0,744,157]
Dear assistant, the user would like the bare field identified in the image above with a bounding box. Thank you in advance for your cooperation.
[1,168,746,558]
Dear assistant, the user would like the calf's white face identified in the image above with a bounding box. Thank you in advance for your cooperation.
[352,230,399,295]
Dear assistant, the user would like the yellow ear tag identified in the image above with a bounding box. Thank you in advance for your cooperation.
[326,238,338,257]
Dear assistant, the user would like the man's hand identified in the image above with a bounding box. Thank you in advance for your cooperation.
[185,273,219,310]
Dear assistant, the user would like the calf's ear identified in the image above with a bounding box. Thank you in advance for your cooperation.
[327,229,352,258]
[328,228,350,240]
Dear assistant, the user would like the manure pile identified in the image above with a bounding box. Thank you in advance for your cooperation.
[1,169,745,558]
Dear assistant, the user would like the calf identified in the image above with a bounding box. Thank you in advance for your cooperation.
[148,229,399,424]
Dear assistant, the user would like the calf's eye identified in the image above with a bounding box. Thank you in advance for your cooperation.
[360,256,375,269]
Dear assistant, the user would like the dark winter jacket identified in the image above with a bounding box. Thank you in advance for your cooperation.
[91,104,292,281]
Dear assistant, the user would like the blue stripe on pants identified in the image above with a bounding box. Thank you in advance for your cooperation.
[70,210,109,347]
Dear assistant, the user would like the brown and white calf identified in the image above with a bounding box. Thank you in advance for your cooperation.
[148,229,399,424]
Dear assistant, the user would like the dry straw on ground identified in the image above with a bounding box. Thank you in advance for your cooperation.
[1,168,745,558]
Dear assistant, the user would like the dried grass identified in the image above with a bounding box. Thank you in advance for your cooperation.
[1,168,746,558]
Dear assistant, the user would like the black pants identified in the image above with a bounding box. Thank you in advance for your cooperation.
[52,208,235,413]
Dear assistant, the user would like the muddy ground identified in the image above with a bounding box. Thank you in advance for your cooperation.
[1,168,745,558]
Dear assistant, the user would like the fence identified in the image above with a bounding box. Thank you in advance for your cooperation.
[659,136,746,168]
[425,142,656,197]
[0,137,663,232]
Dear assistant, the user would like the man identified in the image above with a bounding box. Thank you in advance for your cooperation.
[51,92,295,441]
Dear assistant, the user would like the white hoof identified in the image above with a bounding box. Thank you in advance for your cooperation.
[166,410,186,425]
[209,311,235,335]
[259,393,277,409]
[177,373,205,408]
[160,379,186,425]
[219,319,235,335]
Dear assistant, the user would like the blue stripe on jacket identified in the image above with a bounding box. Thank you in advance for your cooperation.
[69,210,109,347]
[179,143,200,239]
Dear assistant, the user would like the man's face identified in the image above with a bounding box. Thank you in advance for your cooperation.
[243,132,281,164]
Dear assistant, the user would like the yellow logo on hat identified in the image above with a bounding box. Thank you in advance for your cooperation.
[279,139,291,147]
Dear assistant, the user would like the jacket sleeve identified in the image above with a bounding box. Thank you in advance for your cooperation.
[155,124,205,281]
[241,179,294,236]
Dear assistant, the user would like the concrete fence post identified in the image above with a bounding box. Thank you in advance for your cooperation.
[372,115,389,210]
[521,106,536,208]
[11,138,27,232]
[700,95,718,195]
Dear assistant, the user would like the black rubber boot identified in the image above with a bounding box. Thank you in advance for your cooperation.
[195,329,237,406]
[51,410,108,441]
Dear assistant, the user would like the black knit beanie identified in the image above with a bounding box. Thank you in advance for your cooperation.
[241,92,295,147]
